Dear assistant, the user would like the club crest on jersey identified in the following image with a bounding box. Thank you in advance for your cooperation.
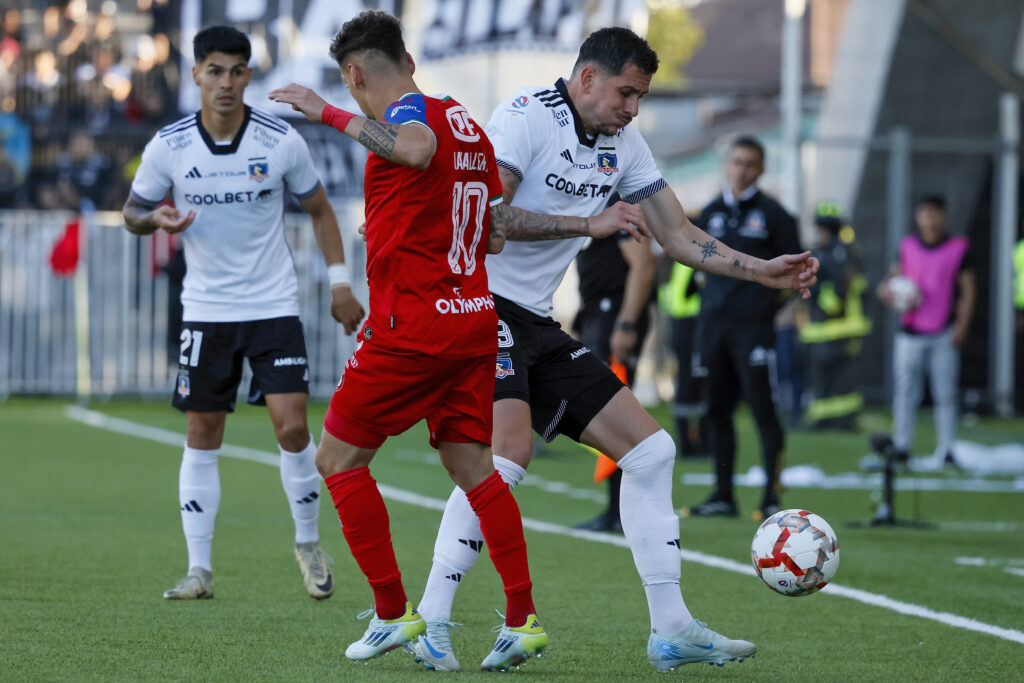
[446,105,480,142]
[176,370,190,398]
[496,353,515,379]
[739,209,768,238]
[511,96,528,109]
[248,157,269,182]
[597,152,619,175]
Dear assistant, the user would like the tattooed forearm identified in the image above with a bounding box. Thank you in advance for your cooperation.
[357,120,400,159]
[488,208,507,253]
[491,202,588,241]
[693,239,722,263]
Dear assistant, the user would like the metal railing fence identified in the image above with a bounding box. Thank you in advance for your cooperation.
[0,209,365,400]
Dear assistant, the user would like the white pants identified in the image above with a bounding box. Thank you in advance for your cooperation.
[892,329,959,458]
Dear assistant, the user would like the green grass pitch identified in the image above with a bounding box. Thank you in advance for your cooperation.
[1,397,1022,680]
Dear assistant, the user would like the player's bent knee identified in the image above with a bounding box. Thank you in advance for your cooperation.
[490,436,534,469]
[618,429,675,474]
[276,422,310,452]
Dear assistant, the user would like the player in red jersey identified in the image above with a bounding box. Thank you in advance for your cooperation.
[267,10,645,672]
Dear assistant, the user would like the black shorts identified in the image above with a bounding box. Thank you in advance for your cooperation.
[172,316,310,413]
[494,294,624,442]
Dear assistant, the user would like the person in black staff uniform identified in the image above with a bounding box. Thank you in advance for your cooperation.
[682,135,801,521]
[572,196,656,532]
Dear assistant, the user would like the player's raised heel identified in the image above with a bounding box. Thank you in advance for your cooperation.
[345,602,426,662]
[480,613,549,672]
[294,541,334,599]
[409,617,462,671]
[647,619,755,671]
[163,566,214,600]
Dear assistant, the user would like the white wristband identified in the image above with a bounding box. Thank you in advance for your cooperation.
[327,263,351,289]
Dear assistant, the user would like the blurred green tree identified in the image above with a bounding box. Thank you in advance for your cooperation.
[646,2,705,90]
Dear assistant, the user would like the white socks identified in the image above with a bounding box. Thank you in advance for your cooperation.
[617,429,693,634]
[179,446,220,571]
[279,434,321,544]
[416,455,526,620]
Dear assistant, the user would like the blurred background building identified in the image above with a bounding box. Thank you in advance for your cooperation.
[1,0,1022,419]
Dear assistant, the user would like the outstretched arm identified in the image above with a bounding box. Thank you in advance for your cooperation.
[269,84,437,169]
[298,186,365,334]
[488,166,648,244]
[640,187,818,297]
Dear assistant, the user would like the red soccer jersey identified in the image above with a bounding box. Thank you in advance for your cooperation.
[361,94,503,358]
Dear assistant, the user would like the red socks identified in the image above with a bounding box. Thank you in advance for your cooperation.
[466,471,535,627]
[325,467,406,619]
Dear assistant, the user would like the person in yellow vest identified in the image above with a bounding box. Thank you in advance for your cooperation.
[799,203,871,430]
[659,261,708,457]
[1015,238,1024,413]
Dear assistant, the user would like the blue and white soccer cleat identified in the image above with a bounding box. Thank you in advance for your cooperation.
[409,618,462,671]
[647,619,756,671]
[480,613,549,672]
[344,602,426,662]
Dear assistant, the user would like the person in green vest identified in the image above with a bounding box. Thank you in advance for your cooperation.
[659,260,707,457]
[1015,238,1024,413]
[799,203,871,430]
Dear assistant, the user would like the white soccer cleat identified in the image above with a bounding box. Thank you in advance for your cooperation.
[163,566,214,600]
[647,619,756,671]
[480,613,549,672]
[409,618,462,671]
[344,602,426,662]
[294,541,334,600]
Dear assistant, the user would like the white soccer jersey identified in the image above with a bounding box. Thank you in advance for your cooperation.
[484,79,666,316]
[130,106,322,322]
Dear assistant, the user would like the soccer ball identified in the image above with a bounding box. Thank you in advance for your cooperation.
[750,509,839,597]
[887,275,920,313]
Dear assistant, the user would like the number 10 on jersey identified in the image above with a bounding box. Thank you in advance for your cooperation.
[448,181,488,276]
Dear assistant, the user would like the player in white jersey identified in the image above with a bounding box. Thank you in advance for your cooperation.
[123,26,364,602]
[410,27,818,672]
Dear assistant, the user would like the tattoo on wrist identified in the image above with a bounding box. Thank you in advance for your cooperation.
[693,239,721,263]
[583,217,590,236]
[358,121,400,159]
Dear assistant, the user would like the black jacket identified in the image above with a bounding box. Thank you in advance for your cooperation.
[696,189,801,323]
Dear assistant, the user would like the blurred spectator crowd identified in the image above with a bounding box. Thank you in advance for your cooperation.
[0,0,180,211]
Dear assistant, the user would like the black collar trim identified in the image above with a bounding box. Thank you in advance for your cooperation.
[554,78,597,149]
[197,105,251,155]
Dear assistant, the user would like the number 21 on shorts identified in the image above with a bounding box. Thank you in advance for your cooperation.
[448,180,487,276]
[179,329,204,367]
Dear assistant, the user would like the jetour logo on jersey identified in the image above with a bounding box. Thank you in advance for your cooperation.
[511,96,528,109]
[248,157,270,182]
[446,106,480,142]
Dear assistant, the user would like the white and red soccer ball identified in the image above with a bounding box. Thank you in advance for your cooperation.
[750,509,840,597]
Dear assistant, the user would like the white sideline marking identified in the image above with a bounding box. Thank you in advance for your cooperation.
[64,406,1024,646]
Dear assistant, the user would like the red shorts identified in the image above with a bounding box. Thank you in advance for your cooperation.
[324,344,495,450]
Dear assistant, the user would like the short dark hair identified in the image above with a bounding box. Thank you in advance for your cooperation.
[917,194,946,211]
[730,135,765,163]
[330,10,406,68]
[193,25,251,64]
[572,27,659,77]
